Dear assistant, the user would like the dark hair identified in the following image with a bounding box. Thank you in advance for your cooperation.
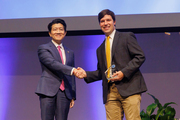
[48,18,67,32]
[98,9,116,23]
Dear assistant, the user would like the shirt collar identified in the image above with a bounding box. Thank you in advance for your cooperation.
[51,40,63,48]
[106,29,116,40]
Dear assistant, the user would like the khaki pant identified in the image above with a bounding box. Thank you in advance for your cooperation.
[105,83,141,120]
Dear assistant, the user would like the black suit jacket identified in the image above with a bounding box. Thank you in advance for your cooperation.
[35,41,76,100]
[84,31,147,104]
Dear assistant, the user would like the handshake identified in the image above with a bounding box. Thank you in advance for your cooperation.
[73,67,87,79]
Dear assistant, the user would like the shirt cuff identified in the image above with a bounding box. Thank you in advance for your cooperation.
[71,68,75,75]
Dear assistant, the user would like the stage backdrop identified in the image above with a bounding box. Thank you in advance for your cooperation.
[1,0,180,34]
[0,32,179,120]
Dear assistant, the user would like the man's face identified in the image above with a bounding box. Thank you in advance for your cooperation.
[99,15,116,36]
[49,23,67,44]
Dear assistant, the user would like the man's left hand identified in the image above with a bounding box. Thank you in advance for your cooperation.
[70,99,74,108]
[110,71,124,82]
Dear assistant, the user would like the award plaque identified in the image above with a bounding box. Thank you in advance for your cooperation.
[105,64,117,80]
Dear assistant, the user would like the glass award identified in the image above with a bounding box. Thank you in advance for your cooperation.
[105,64,117,80]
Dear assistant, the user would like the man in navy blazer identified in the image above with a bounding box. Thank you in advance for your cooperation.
[76,9,147,120]
[36,19,77,120]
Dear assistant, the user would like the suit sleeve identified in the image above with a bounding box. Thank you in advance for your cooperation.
[38,45,73,76]
[85,70,102,83]
[71,53,76,100]
[121,32,145,79]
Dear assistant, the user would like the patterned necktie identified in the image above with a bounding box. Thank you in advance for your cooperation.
[57,45,65,91]
[106,36,111,82]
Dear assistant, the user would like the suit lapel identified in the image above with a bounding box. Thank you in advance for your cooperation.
[112,31,120,58]
[49,41,63,63]
[64,45,70,65]
[101,40,107,68]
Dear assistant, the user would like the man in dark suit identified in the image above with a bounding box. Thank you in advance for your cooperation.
[76,9,147,120]
[35,19,77,120]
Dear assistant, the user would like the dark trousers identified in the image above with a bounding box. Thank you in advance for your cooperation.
[39,89,70,120]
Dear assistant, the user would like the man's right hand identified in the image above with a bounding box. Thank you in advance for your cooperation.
[73,67,87,79]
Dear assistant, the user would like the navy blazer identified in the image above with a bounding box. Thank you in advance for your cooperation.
[85,31,147,104]
[36,41,76,100]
